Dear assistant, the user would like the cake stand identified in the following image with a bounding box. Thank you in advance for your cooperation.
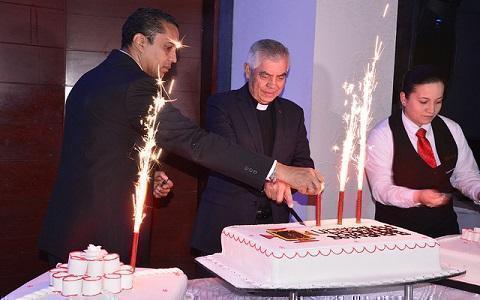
[196,254,465,300]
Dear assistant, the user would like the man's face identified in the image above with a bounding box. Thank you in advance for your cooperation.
[245,55,288,104]
[141,22,179,78]
[401,81,444,126]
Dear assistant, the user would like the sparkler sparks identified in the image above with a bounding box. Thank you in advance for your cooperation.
[357,36,383,191]
[382,3,390,18]
[338,84,360,193]
[132,69,166,233]
[169,36,188,50]
[130,66,175,268]
[168,79,175,95]
[354,36,383,223]
[337,84,360,224]
[336,36,383,224]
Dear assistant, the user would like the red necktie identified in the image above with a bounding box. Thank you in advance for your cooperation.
[416,128,436,168]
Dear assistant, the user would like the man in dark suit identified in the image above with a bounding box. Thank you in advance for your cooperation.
[39,9,323,267]
[191,39,315,255]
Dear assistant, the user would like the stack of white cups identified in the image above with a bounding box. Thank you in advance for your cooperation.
[47,244,134,297]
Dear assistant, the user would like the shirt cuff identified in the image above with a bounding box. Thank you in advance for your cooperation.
[406,189,422,208]
[474,191,480,205]
[266,160,278,181]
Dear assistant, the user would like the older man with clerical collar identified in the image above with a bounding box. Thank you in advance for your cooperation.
[191,39,315,256]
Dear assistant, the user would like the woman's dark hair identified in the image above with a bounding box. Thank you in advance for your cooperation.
[402,65,445,98]
[121,8,178,49]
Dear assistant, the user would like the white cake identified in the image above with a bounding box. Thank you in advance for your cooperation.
[219,218,443,286]
[439,228,480,286]
[13,245,187,300]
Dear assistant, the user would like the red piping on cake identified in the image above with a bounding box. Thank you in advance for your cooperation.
[222,231,439,259]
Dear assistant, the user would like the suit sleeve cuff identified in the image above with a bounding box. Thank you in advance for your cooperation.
[266,160,278,181]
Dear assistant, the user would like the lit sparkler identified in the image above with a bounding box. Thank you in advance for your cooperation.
[334,6,386,225]
[337,85,360,225]
[355,36,383,223]
[130,38,184,270]
[130,68,175,270]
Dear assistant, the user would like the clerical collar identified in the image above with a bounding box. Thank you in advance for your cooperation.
[256,103,269,111]
[244,84,273,111]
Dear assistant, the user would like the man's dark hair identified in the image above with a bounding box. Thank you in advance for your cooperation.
[402,65,445,97]
[121,8,178,48]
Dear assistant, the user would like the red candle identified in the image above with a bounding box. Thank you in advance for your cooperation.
[130,232,139,271]
[337,191,344,225]
[315,193,322,226]
[356,189,363,223]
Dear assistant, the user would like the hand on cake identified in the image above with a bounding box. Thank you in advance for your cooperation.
[275,163,324,196]
[153,171,174,198]
[414,189,451,207]
[264,181,293,207]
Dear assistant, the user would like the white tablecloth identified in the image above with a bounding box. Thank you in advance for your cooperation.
[186,278,479,299]
[3,272,479,299]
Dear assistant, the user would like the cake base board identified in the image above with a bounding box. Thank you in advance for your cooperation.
[196,254,465,294]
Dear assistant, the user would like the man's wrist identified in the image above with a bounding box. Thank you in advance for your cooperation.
[412,190,423,207]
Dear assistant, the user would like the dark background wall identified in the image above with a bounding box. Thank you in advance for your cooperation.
[0,0,204,295]
[394,0,480,163]
[0,0,65,295]
[393,0,480,211]
[443,0,480,161]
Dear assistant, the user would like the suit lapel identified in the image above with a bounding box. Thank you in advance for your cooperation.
[237,86,264,154]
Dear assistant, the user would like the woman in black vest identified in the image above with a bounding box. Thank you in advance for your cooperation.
[366,65,480,238]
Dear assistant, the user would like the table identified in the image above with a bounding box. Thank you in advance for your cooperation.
[4,272,479,299]
[186,278,480,299]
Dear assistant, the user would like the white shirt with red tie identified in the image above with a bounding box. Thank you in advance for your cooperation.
[366,111,480,208]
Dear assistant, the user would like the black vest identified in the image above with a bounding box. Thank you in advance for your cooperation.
[374,112,459,237]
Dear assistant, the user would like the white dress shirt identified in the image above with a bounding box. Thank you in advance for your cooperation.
[366,112,480,208]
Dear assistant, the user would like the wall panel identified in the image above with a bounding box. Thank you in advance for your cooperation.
[0,0,65,294]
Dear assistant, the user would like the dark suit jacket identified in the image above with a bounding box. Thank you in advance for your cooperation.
[191,84,314,254]
[39,50,273,264]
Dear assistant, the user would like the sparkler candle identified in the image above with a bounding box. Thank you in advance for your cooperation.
[337,85,360,225]
[337,190,345,225]
[315,193,322,226]
[129,38,183,269]
[315,182,325,226]
[355,189,363,223]
[130,38,182,271]
[355,36,383,223]
[130,67,174,270]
